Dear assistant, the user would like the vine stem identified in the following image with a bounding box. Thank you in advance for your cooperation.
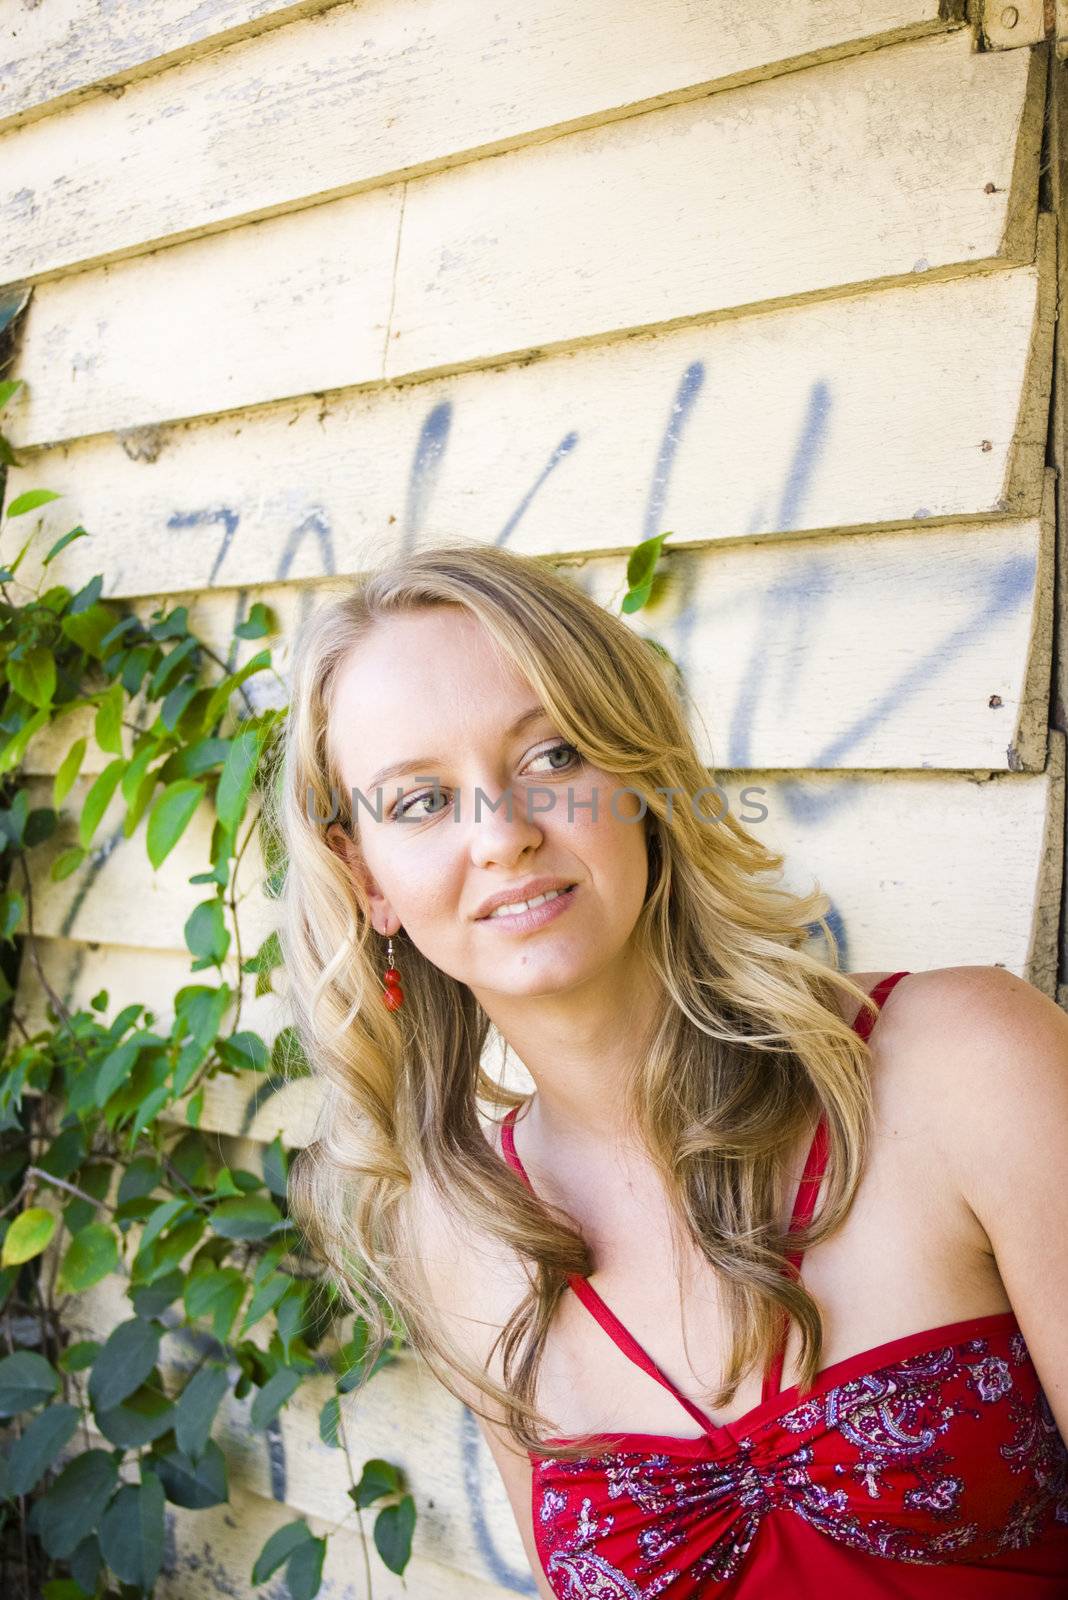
[338,1404,375,1600]
[14,849,93,1071]
[23,1166,115,1214]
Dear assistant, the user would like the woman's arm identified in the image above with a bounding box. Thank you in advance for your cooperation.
[912,965,1068,1440]
[405,1175,556,1596]
[475,1414,558,1600]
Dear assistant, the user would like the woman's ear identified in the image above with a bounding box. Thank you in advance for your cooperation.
[324,823,391,927]
[325,821,356,868]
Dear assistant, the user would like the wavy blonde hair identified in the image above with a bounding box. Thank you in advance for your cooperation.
[271,538,887,1459]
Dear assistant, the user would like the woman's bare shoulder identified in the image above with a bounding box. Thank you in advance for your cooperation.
[404,1121,532,1369]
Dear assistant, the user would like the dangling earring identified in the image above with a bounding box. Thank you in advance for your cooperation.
[381,933,404,1011]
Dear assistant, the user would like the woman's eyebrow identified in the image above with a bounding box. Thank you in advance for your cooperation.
[365,705,549,791]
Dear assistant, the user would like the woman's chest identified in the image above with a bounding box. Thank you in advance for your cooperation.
[525,1121,1001,1438]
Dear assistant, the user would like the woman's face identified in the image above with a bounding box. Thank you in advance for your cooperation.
[325,606,652,1003]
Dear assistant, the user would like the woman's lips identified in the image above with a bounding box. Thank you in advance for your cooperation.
[476,882,579,933]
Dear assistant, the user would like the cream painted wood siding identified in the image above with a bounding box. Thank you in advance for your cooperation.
[4,4,1062,1595]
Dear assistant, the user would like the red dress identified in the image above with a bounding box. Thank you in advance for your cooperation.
[500,971,1068,1596]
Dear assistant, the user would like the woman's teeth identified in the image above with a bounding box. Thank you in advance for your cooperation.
[488,886,571,919]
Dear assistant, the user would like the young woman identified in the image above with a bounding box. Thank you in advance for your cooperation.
[274,540,1068,1597]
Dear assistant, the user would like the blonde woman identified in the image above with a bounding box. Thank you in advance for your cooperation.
[274,541,1068,1598]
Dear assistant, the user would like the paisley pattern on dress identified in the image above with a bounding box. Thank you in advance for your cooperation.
[532,1325,1068,1598]
[503,973,1068,1595]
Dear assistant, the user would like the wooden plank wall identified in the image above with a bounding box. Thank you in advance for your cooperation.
[4,3,1064,1594]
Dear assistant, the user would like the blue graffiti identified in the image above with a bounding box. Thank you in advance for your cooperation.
[459,1407,538,1594]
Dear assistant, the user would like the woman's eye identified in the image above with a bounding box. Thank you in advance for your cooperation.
[391,743,580,821]
[393,788,450,821]
[527,741,581,775]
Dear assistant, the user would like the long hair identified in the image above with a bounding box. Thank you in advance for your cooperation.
[269,538,885,1459]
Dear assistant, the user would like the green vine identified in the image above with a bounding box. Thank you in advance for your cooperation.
[0,379,413,1600]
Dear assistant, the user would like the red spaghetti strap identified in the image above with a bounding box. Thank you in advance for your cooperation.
[499,1106,718,1435]
[761,970,912,1400]
[851,970,912,1043]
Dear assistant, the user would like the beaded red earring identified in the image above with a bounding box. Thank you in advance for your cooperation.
[381,933,404,1011]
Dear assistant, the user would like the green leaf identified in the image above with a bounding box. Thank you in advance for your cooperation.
[120,741,157,806]
[245,928,283,997]
[130,1269,185,1320]
[161,675,200,732]
[28,1449,118,1559]
[42,524,89,566]
[68,1536,102,1596]
[69,574,103,614]
[0,891,22,941]
[148,605,189,641]
[137,1214,205,1282]
[95,1384,175,1448]
[250,1367,302,1429]
[38,1126,86,1179]
[98,1472,165,1590]
[176,981,232,1050]
[319,1394,341,1449]
[146,779,204,869]
[0,377,23,409]
[93,681,124,756]
[251,1519,314,1584]
[88,1318,161,1413]
[60,600,120,660]
[174,1364,229,1461]
[49,846,86,883]
[215,726,260,832]
[217,1029,269,1072]
[262,1136,288,1199]
[8,646,56,709]
[0,706,49,776]
[148,634,198,699]
[184,896,230,969]
[374,1494,416,1576]
[6,1402,80,1496]
[55,1222,118,1293]
[1,1206,56,1266]
[203,649,271,726]
[52,739,86,812]
[209,1194,281,1241]
[240,1269,290,1335]
[285,1534,327,1600]
[122,763,161,839]
[153,1437,228,1509]
[625,531,671,591]
[5,488,62,518]
[135,1197,190,1260]
[0,1349,60,1415]
[183,1262,245,1341]
[116,1155,162,1206]
[350,1457,402,1510]
[79,757,125,849]
[235,602,278,641]
[58,1340,99,1373]
[94,1034,145,1106]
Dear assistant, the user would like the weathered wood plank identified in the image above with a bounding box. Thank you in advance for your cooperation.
[159,1486,526,1600]
[4,181,403,450]
[6,249,1052,588]
[2,32,1042,448]
[1,1,347,132]
[2,0,963,279]
[386,31,1042,381]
